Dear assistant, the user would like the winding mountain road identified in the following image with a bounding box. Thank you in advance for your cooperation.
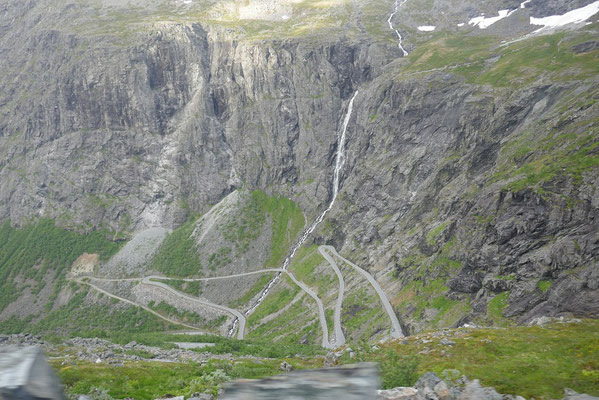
[318,246,346,347]
[320,245,404,338]
[140,277,246,340]
[74,277,203,332]
[80,243,402,346]
[285,272,332,349]
[85,269,332,346]
[72,88,403,347]
[147,270,334,348]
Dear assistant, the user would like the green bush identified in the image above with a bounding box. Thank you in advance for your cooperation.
[378,349,420,389]
[0,219,122,313]
[150,217,203,277]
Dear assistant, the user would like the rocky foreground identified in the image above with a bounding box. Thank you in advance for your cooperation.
[0,333,239,365]
[3,332,598,400]
[204,363,599,400]
[377,372,597,400]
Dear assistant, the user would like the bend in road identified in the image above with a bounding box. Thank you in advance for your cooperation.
[317,246,346,347]
[321,245,404,338]
[88,269,329,345]
[141,277,246,340]
[285,271,332,349]
[74,278,203,332]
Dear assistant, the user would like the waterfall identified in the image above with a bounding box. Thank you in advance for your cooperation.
[239,91,360,325]
[388,0,409,56]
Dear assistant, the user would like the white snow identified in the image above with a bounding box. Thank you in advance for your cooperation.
[530,1,599,30]
[520,0,532,8]
[457,23,465,27]
[417,25,436,31]
[469,9,515,29]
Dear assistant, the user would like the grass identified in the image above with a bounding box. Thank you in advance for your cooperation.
[148,300,205,326]
[246,273,321,345]
[426,220,450,246]
[54,357,322,400]
[537,280,552,293]
[221,190,304,269]
[230,272,274,308]
[52,321,599,399]
[364,320,599,399]
[0,219,122,313]
[400,29,599,88]
[150,216,203,277]
[247,299,320,345]
[289,245,335,298]
[65,0,355,42]
[254,191,305,269]
[247,275,301,327]
[487,292,510,326]
[0,288,179,339]
[153,279,203,297]
[491,111,598,193]
[341,287,388,340]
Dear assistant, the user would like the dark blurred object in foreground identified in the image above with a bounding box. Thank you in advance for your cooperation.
[0,346,65,400]
[220,362,379,399]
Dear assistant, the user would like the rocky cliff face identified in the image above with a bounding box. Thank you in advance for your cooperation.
[0,0,597,337]
[0,0,392,234]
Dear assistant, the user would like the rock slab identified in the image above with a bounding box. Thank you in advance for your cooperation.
[0,346,64,400]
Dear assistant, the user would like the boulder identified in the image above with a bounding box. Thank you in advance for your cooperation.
[377,387,421,399]
[279,361,294,372]
[0,346,64,400]
[458,380,503,400]
[563,388,599,400]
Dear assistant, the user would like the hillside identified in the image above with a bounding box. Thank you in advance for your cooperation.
[0,0,597,353]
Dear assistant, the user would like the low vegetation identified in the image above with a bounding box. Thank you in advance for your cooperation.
[0,219,122,313]
[51,321,599,400]
[150,216,203,277]
[342,320,599,399]
[0,288,178,339]
[55,357,322,400]
[401,29,599,88]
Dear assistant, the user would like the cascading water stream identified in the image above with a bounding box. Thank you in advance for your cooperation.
[228,91,359,338]
[388,0,409,56]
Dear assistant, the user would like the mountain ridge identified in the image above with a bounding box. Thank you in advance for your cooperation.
[0,0,597,344]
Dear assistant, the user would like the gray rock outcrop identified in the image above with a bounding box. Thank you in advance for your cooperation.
[378,372,598,400]
[0,346,65,400]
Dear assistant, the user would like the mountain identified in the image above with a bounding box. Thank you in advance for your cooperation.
[0,0,597,346]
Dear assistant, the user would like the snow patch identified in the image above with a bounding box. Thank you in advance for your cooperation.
[457,23,465,27]
[469,9,516,29]
[530,1,599,31]
[417,25,436,31]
